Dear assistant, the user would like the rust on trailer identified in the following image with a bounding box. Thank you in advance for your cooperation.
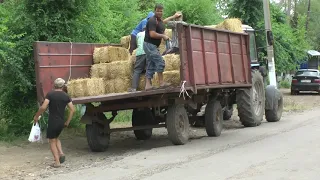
[34,24,252,106]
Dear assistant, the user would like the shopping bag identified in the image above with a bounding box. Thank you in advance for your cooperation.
[28,122,41,143]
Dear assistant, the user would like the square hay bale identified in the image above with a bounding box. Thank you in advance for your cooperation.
[90,60,133,80]
[165,29,172,39]
[223,18,243,33]
[137,75,146,91]
[86,78,106,96]
[159,42,166,55]
[67,78,88,98]
[163,54,181,71]
[93,46,130,64]
[130,49,137,63]
[105,78,131,94]
[120,35,131,49]
[153,70,181,87]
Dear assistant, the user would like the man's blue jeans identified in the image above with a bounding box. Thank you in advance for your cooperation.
[143,42,165,79]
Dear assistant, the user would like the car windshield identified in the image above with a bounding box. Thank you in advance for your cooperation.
[295,70,319,76]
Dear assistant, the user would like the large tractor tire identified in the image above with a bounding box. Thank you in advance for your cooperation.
[265,86,284,122]
[86,122,110,152]
[132,108,154,140]
[236,70,266,127]
[166,104,190,145]
[205,99,223,137]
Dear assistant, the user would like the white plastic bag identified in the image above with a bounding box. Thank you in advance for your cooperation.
[28,122,41,143]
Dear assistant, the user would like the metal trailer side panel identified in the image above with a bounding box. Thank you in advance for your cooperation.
[177,24,252,93]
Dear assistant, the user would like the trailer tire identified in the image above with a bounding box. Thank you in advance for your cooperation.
[86,122,110,152]
[205,100,223,137]
[236,70,265,127]
[132,108,153,140]
[265,89,283,122]
[166,104,189,145]
[223,106,233,120]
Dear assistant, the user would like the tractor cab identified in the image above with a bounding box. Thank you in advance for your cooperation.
[242,24,260,69]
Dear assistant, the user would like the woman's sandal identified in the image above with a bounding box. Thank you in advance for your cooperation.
[50,163,61,168]
[59,155,65,164]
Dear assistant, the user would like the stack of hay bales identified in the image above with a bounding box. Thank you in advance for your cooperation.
[205,18,244,33]
[67,46,132,98]
[137,54,181,90]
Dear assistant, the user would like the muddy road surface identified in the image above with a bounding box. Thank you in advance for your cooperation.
[0,89,319,180]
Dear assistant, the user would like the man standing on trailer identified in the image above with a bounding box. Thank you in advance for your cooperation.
[128,26,148,92]
[34,78,75,168]
[129,11,155,55]
[143,3,181,90]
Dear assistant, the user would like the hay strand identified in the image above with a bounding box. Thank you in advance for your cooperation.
[93,46,130,64]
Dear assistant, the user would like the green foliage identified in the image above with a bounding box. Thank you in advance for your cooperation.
[279,79,291,89]
[270,4,310,73]
[157,0,222,25]
[223,0,264,28]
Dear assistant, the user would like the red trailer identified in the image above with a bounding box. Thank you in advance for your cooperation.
[34,23,281,152]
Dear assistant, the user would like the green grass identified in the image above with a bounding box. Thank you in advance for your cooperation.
[105,110,132,123]
[279,79,291,89]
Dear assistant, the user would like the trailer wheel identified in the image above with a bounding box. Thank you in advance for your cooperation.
[86,121,110,152]
[132,108,153,140]
[223,106,233,120]
[205,100,223,137]
[265,90,284,122]
[236,70,265,127]
[166,104,189,145]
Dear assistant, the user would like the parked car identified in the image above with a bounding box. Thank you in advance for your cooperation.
[291,69,320,95]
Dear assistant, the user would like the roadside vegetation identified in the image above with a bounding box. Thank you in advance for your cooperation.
[0,0,319,141]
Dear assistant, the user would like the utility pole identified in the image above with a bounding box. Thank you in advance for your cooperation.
[306,0,311,31]
[263,0,277,88]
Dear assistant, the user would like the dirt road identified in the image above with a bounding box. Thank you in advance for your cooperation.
[1,89,319,180]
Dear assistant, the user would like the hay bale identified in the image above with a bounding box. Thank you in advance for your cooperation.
[153,70,181,87]
[223,18,243,33]
[130,49,137,64]
[215,22,226,30]
[93,46,130,64]
[120,35,131,49]
[105,78,131,94]
[86,78,106,96]
[138,76,146,91]
[164,29,172,39]
[67,78,88,98]
[90,61,133,80]
[163,54,180,71]
[67,78,105,97]
[159,42,166,55]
